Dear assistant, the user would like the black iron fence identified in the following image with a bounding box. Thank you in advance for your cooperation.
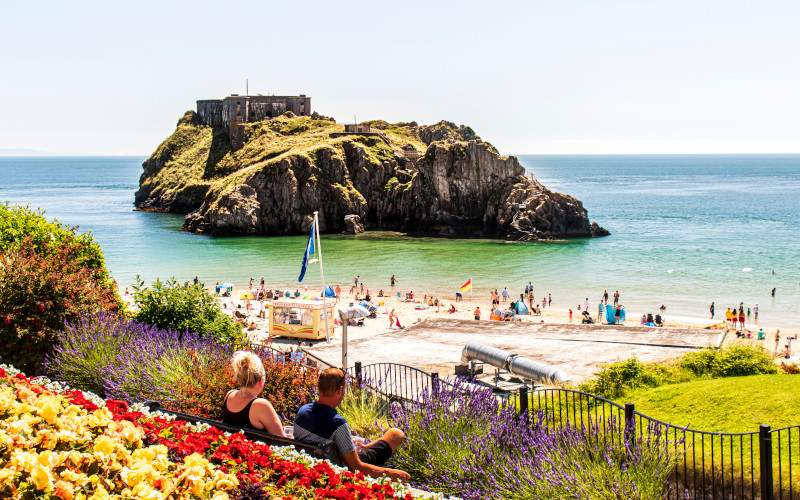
[346,361,799,500]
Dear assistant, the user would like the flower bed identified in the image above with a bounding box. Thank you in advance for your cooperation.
[0,365,422,500]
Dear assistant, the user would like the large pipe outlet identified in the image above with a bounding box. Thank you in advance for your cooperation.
[461,341,570,384]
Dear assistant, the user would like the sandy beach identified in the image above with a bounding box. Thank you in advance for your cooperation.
[212,284,792,357]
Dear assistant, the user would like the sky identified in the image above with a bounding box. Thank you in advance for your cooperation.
[1,0,799,156]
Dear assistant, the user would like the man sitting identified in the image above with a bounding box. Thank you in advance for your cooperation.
[294,368,410,482]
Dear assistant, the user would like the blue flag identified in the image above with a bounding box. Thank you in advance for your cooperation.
[298,221,315,282]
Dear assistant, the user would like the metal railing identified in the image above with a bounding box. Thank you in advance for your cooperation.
[345,361,799,499]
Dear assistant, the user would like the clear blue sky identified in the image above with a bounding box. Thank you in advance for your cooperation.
[1,0,798,155]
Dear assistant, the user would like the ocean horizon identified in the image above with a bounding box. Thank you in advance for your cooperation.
[1,153,798,330]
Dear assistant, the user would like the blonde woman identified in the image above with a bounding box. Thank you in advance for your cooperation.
[223,351,288,437]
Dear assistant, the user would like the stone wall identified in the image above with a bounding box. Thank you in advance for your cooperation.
[196,95,311,129]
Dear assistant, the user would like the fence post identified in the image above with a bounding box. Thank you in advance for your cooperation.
[519,386,529,415]
[759,424,774,500]
[354,362,362,388]
[431,372,439,393]
[624,403,635,450]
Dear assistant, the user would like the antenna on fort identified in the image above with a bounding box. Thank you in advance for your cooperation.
[246,79,249,97]
[354,115,357,125]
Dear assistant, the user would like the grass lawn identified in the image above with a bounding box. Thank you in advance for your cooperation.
[625,374,800,432]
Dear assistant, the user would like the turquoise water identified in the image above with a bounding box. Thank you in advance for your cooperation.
[0,155,798,328]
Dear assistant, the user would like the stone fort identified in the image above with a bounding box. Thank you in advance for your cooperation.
[196,93,311,129]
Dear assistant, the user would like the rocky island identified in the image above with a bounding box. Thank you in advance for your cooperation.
[136,110,608,240]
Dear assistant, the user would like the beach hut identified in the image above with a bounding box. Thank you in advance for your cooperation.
[268,298,335,340]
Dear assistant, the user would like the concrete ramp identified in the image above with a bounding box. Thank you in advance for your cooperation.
[307,319,724,382]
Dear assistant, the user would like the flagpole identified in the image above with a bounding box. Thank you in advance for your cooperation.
[314,212,331,344]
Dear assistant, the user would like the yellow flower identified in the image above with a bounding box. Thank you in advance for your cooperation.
[211,492,231,500]
[213,476,238,491]
[183,453,209,469]
[37,449,55,467]
[120,466,148,488]
[37,395,62,424]
[31,464,53,492]
[93,435,115,455]
[54,479,76,500]
[0,468,15,484]
[185,475,206,496]
[87,408,113,428]
[132,448,155,462]
[88,482,111,500]
[117,421,143,447]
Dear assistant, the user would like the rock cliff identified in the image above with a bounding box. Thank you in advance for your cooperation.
[135,113,608,240]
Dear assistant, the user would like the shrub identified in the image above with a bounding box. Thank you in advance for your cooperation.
[710,343,778,377]
[0,237,120,372]
[132,276,243,342]
[0,203,110,279]
[579,357,691,400]
[337,384,391,439]
[680,348,718,376]
[780,362,800,374]
[46,312,222,404]
[174,346,319,421]
[47,313,318,421]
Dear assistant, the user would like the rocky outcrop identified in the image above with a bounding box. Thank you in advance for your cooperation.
[138,114,607,241]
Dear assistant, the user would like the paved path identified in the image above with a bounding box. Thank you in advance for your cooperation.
[307,319,725,382]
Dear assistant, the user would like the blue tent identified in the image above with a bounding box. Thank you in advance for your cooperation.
[324,285,335,297]
[605,304,626,324]
[514,301,529,315]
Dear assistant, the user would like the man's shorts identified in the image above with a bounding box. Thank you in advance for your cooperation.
[357,439,393,466]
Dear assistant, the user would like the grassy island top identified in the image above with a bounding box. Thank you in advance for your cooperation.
[139,112,491,213]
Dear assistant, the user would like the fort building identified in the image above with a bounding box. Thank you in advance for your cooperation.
[196,94,311,129]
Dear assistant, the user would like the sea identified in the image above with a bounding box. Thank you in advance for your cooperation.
[1,154,798,329]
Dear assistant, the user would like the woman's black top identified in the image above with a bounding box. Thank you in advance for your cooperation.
[222,392,256,428]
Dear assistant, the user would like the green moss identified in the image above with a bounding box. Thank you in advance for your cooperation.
[384,177,399,191]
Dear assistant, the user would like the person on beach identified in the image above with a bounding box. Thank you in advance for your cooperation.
[725,307,732,327]
[731,307,738,330]
[614,305,624,324]
[568,309,573,322]
[335,285,341,302]
[710,302,715,319]
[603,290,609,305]
[294,368,410,482]
[474,307,481,320]
[598,301,604,322]
[754,304,759,319]
[548,294,552,306]
[388,309,395,328]
[772,288,776,296]
[223,351,288,436]
[660,304,667,312]
[775,330,781,352]
[757,328,765,340]
[449,304,456,314]
[193,276,199,285]
[354,276,359,287]
[260,276,265,287]
[584,298,589,311]
[738,307,746,330]
[456,291,463,302]
[390,275,396,286]
[613,291,619,305]
[502,288,509,303]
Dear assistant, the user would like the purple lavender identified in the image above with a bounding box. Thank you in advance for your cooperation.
[45,311,230,403]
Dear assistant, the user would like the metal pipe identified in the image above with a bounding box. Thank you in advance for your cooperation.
[461,341,570,384]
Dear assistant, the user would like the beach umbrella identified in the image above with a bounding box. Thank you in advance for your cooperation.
[240,292,254,299]
[219,282,234,288]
